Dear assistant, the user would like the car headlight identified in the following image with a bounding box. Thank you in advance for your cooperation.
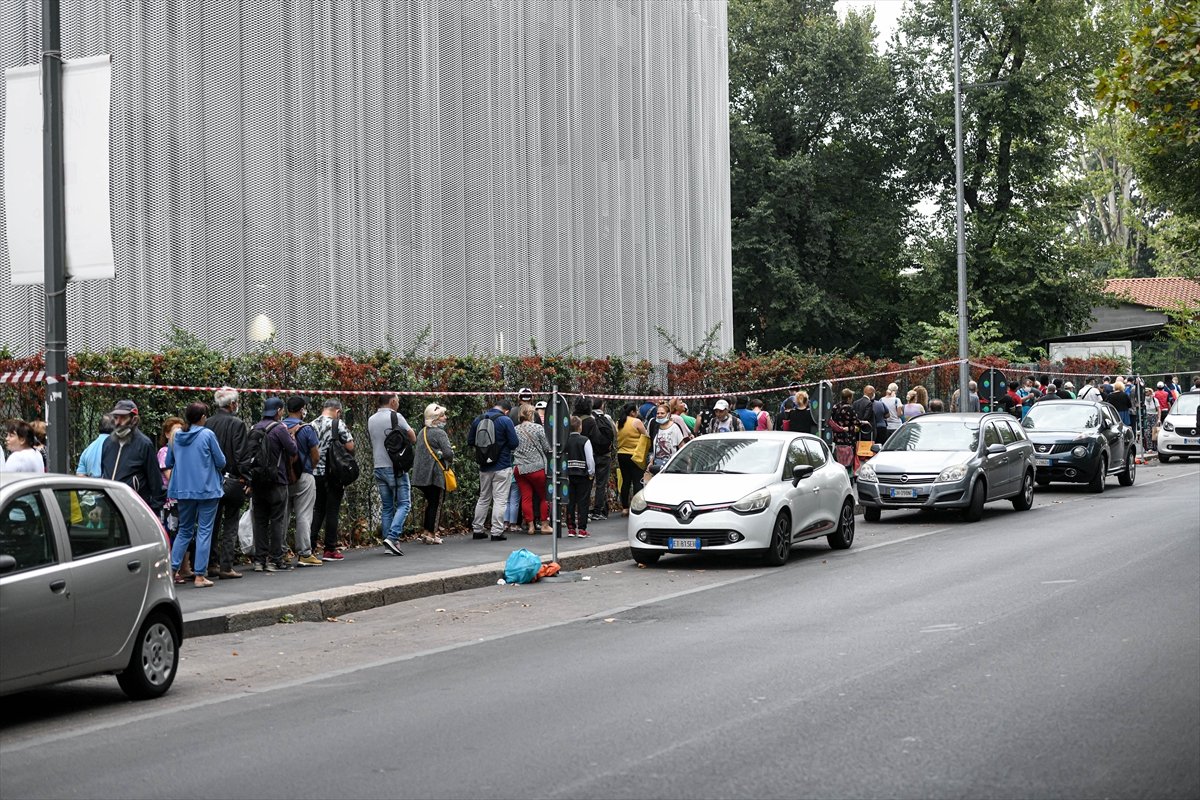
[1071,445,1088,458]
[630,491,647,514]
[732,487,772,514]
[858,463,877,482]
[1163,420,1174,432]
[937,464,969,482]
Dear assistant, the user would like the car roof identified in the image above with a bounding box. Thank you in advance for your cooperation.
[1,472,126,491]
[687,431,821,440]
[909,413,996,423]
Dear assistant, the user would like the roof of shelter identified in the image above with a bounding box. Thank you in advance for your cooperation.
[1103,277,1200,309]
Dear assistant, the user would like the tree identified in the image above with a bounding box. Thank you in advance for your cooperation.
[890,0,1112,348]
[1096,2,1200,270]
[728,0,911,355]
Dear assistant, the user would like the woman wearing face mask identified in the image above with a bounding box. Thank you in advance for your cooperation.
[615,403,650,516]
[412,403,455,545]
[645,402,687,482]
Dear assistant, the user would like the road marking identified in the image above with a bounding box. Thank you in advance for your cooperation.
[852,527,954,553]
[1041,580,1077,585]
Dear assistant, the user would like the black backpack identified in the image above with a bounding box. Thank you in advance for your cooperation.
[326,418,360,486]
[384,411,414,474]
[473,412,503,467]
[246,422,282,486]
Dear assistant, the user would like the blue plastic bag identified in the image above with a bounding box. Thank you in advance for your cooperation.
[504,548,542,584]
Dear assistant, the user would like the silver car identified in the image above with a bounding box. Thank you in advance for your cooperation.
[628,432,857,566]
[856,412,1036,522]
[0,473,182,699]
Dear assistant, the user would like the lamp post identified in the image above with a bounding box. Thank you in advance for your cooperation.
[952,0,970,406]
[43,0,70,473]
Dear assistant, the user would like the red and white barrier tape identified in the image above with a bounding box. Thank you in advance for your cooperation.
[0,370,64,384]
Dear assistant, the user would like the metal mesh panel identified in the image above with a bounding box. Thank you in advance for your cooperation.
[1,0,732,361]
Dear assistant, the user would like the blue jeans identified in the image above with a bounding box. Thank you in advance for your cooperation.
[375,467,411,542]
[172,498,220,575]
[504,476,521,524]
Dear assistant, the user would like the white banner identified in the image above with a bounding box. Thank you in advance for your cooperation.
[4,55,115,284]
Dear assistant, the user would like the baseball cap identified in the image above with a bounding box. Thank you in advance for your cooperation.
[517,387,534,401]
[1157,382,1165,388]
[110,399,138,416]
[262,397,285,417]
[713,399,730,411]
[535,400,547,410]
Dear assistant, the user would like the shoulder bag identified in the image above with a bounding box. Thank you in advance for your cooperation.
[424,428,457,492]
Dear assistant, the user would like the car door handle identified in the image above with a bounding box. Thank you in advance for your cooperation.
[49,579,67,593]
[127,560,141,572]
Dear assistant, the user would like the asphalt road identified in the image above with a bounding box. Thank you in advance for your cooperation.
[2,462,1198,800]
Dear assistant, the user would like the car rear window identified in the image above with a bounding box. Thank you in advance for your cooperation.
[53,488,131,558]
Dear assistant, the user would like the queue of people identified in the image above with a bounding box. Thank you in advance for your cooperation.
[5,372,1197,578]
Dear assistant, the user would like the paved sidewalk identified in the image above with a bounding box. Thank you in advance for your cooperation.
[180,515,631,638]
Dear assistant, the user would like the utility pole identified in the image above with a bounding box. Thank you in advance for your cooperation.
[952,0,970,406]
[42,0,70,472]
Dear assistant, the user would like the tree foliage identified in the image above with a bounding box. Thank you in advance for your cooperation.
[890,0,1115,351]
[728,0,910,355]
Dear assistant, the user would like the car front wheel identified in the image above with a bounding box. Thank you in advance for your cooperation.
[1088,454,1107,494]
[117,610,179,700]
[763,511,791,566]
[827,500,856,550]
[1011,470,1034,511]
[1118,450,1136,486]
[964,480,987,522]
[631,549,661,566]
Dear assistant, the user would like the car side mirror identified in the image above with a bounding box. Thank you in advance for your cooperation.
[870,443,882,453]
[986,443,1006,455]
[792,464,815,486]
[0,554,16,575]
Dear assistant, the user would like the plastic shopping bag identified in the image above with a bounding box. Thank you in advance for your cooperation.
[504,548,542,585]
[238,509,254,554]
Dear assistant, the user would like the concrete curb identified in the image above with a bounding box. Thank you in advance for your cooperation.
[182,541,633,638]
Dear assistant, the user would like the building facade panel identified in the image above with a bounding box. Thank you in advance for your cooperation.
[1,0,732,360]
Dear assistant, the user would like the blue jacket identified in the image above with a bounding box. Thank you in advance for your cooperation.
[165,425,227,500]
[467,408,520,472]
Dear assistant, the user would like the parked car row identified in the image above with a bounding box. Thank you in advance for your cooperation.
[627,396,1171,567]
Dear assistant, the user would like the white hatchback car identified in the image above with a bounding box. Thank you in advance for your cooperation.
[628,432,856,566]
[1157,392,1200,463]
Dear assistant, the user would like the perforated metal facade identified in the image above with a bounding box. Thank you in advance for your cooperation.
[1,0,732,360]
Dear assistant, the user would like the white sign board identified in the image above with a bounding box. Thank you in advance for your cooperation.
[1048,340,1133,364]
[4,55,115,284]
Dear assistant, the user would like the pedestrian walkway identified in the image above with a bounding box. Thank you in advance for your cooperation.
[181,516,631,638]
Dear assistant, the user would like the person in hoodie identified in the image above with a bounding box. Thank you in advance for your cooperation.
[100,400,165,516]
[165,402,226,587]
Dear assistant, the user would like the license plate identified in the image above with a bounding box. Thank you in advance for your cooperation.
[1185,438,1198,445]
[667,537,700,550]
[1036,458,1051,467]
[890,488,916,499]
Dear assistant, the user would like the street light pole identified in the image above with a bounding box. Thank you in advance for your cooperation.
[952,0,970,407]
[43,0,70,472]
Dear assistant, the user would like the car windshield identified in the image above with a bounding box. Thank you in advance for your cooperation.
[1022,404,1101,430]
[662,438,783,474]
[883,421,979,452]
[1169,394,1200,416]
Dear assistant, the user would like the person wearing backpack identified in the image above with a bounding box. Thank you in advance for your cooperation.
[204,387,251,579]
[467,397,520,541]
[367,393,417,556]
[248,397,299,572]
[282,395,322,567]
[311,398,355,561]
[581,397,617,522]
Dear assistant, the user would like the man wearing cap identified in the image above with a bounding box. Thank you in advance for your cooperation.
[703,399,745,435]
[250,397,299,572]
[283,395,322,567]
[101,400,165,515]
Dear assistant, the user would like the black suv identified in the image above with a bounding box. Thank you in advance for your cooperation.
[1020,400,1136,492]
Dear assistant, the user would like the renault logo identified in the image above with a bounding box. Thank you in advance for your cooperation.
[677,501,695,523]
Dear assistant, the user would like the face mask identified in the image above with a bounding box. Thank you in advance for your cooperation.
[655,417,668,425]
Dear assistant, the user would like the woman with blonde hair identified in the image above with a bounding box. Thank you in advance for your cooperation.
[412,403,455,544]
[903,389,925,420]
[784,390,817,434]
